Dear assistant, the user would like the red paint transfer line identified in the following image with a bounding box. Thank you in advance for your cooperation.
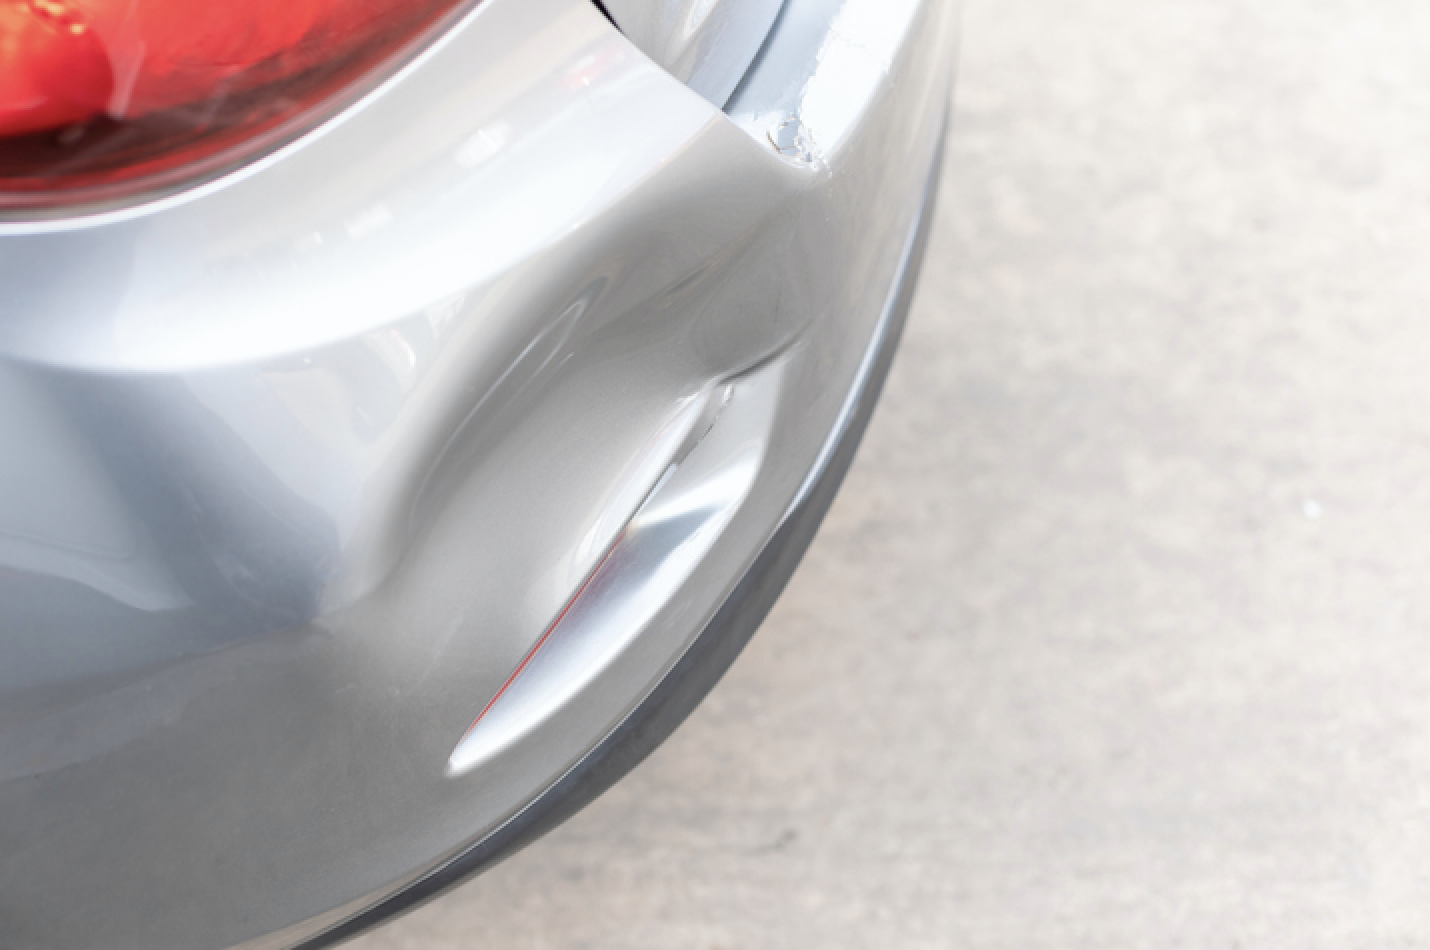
[459,539,623,740]
[456,402,698,743]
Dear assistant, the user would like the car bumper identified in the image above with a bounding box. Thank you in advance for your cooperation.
[0,1,958,947]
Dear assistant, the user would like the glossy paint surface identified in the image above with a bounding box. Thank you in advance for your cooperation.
[602,0,785,105]
[0,0,957,947]
[448,370,770,775]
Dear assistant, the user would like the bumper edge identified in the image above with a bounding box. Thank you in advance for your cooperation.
[295,115,947,950]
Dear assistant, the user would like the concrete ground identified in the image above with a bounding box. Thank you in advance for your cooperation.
[352,0,1430,946]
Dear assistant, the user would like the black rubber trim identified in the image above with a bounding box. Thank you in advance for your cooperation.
[295,125,945,950]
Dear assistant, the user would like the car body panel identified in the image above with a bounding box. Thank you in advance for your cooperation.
[601,0,786,106]
[0,0,958,947]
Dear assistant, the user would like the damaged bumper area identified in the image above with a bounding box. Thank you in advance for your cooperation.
[0,0,958,947]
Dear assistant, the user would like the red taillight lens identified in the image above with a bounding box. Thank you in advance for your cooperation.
[0,0,475,213]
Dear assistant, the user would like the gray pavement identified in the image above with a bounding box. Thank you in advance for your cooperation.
[351,0,1430,945]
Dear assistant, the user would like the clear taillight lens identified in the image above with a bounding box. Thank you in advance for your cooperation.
[0,0,475,213]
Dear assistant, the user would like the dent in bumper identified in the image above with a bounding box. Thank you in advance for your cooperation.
[0,0,959,946]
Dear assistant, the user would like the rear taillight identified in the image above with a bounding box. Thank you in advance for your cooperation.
[0,0,476,213]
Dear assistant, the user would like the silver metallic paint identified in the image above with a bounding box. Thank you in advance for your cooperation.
[601,0,786,106]
[448,369,770,775]
[0,0,958,946]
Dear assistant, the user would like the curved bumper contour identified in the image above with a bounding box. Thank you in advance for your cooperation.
[0,1,958,947]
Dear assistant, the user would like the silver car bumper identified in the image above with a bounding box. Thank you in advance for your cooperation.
[0,0,958,947]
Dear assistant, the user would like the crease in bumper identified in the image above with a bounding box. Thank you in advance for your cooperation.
[0,0,957,945]
[294,114,946,950]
